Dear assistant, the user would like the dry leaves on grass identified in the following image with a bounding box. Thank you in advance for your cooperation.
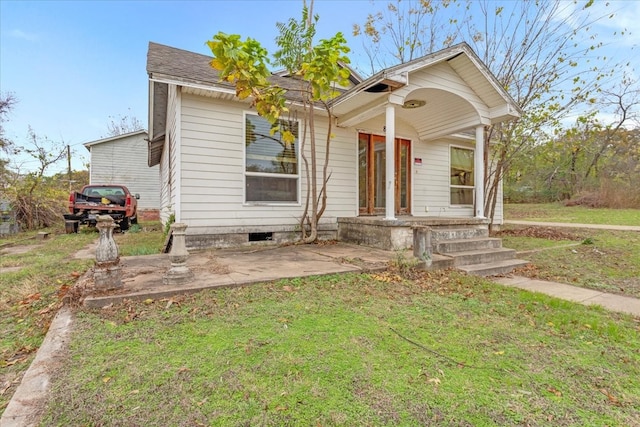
[493,226,581,241]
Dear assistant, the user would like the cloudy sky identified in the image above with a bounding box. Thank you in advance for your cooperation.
[1,0,638,174]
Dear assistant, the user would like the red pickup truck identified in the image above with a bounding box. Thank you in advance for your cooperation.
[64,184,139,233]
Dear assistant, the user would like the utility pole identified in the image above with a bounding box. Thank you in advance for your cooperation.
[67,144,72,191]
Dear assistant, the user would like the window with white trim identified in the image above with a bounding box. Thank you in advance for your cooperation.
[245,114,299,203]
[450,146,474,205]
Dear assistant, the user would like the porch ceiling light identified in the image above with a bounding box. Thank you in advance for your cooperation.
[402,99,426,109]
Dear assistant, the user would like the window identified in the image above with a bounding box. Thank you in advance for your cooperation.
[245,114,299,203]
[450,146,474,205]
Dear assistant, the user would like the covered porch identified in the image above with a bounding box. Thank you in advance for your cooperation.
[331,43,521,222]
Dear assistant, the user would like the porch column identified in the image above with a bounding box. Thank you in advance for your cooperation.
[385,104,396,220]
[474,125,485,218]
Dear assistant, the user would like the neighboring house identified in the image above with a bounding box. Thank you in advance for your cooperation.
[84,130,160,220]
[146,41,526,273]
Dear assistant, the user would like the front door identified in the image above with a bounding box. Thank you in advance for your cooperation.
[358,133,411,215]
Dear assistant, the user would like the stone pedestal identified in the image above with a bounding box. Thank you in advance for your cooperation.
[94,215,122,290]
[163,222,194,285]
[413,225,433,268]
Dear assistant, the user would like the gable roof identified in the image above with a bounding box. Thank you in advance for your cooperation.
[147,41,521,163]
[147,42,226,89]
[147,42,353,101]
[83,130,148,151]
[331,42,521,120]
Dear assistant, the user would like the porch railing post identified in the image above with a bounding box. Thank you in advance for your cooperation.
[384,103,396,220]
[475,125,485,218]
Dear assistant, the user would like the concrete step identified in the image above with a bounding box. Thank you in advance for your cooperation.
[442,247,517,266]
[436,237,502,254]
[427,253,455,270]
[457,259,530,277]
[431,226,489,241]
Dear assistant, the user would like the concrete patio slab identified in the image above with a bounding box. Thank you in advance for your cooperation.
[82,243,394,308]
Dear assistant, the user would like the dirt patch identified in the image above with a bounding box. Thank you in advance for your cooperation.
[72,241,97,259]
[190,251,231,275]
[493,226,581,241]
[0,243,44,256]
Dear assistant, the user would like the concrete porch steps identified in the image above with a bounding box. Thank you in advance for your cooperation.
[434,237,529,277]
[457,259,530,277]
[441,247,517,266]
[436,237,502,253]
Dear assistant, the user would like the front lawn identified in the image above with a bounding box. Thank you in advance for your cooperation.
[41,271,640,426]
[504,203,640,226]
[0,222,163,412]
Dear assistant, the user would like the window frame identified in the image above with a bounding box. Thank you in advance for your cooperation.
[243,112,301,205]
[449,144,475,207]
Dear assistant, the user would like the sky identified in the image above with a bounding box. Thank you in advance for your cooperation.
[1,0,638,175]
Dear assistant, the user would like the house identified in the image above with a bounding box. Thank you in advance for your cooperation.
[146,41,527,274]
[84,130,160,220]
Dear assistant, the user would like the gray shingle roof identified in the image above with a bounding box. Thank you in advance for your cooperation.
[146,41,346,101]
[147,41,227,87]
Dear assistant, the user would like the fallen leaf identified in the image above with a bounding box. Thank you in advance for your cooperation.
[102,377,111,383]
[599,388,621,406]
[547,386,562,396]
[37,306,52,315]
[4,356,27,367]
[19,293,41,305]
[494,351,505,355]
[427,378,441,385]
[144,298,154,305]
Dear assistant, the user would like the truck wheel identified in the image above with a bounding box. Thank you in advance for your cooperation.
[64,220,79,234]
[120,218,130,231]
[131,215,138,225]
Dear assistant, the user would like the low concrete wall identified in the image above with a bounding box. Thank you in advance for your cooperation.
[185,226,338,250]
[337,216,490,251]
[337,220,412,250]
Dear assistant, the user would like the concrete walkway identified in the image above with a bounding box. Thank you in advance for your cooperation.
[504,220,640,232]
[2,240,639,427]
[494,276,640,316]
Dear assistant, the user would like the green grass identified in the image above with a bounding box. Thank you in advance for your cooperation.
[4,207,640,423]
[41,272,640,426]
[504,203,640,225]
[0,221,163,412]
[510,229,640,298]
[499,203,640,298]
[114,221,165,256]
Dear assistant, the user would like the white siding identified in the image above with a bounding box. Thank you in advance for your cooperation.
[412,137,474,218]
[88,132,160,210]
[403,63,490,117]
[159,84,180,224]
[178,93,358,234]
